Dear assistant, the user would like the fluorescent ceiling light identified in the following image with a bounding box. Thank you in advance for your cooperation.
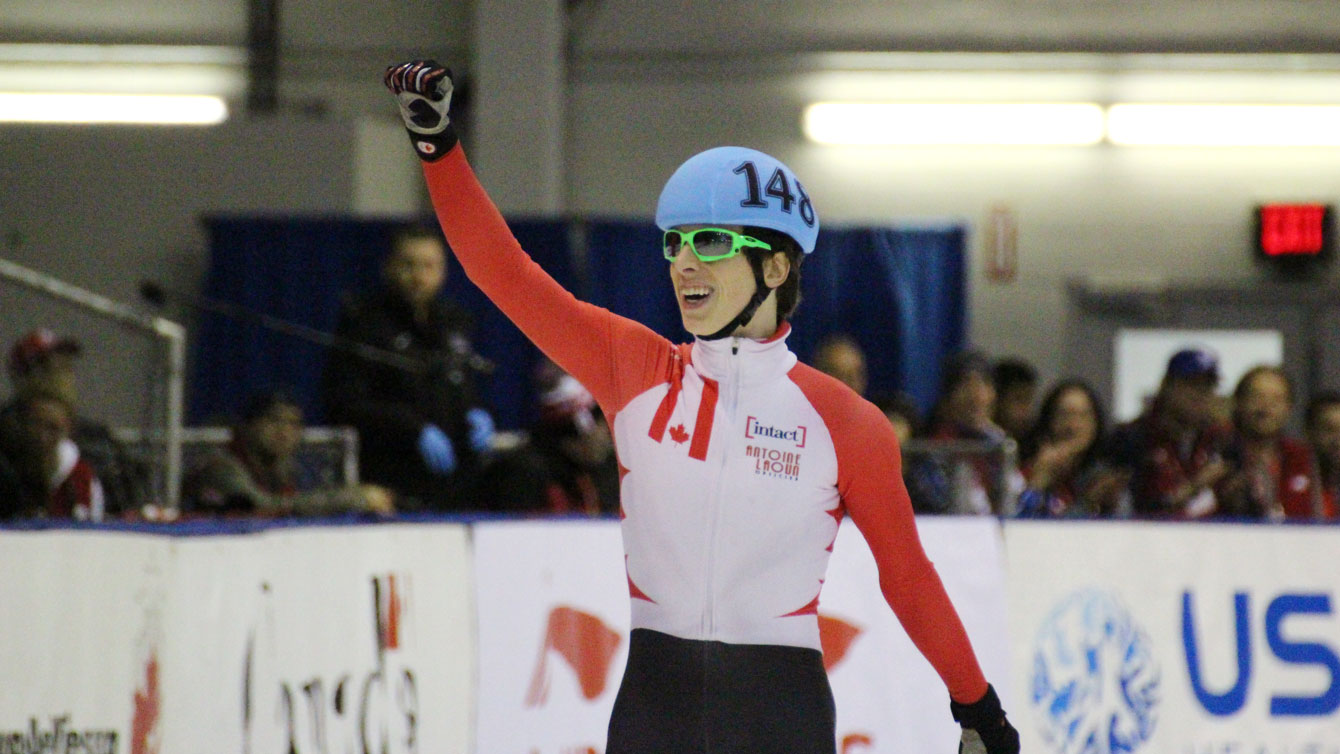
[0,93,228,125]
[1107,104,1340,146]
[804,103,1105,145]
[0,44,244,97]
[0,43,244,65]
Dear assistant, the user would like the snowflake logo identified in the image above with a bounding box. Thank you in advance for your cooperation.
[1030,589,1160,754]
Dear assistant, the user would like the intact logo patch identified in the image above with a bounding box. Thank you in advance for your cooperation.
[745,416,806,448]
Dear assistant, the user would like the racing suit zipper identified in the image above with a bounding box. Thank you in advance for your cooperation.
[703,337,743,638]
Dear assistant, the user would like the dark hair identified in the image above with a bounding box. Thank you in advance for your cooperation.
[871,390,923,435]
[992,358,1038,393]
[1020,378,1107,469]
[742,226,804,320]
[1232,365,1292,406]
[389,223,447,258]
[925,348,994,431]
[939,349,993,396]
[1306,389,1340,429]
[239,388,300,423]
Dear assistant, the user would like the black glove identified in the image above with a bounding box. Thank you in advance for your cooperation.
[383,59,457,161]
[950,684,1020,754]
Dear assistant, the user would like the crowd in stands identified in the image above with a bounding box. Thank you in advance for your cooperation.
[885,344,1339,523]
[3,227,1337,525]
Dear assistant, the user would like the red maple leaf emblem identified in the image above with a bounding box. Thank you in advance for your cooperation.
[668,424,689,444]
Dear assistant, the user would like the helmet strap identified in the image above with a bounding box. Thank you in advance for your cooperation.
[700,255,773,341]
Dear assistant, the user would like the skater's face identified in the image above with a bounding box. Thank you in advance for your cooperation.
[666,224,787,338]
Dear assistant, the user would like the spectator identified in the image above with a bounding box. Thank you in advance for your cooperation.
[911,350,1016,515]
[1,328,144,514]
[871,390,921,445]
[322,224,495,511]
[478,364,619,515]
[992,357,1039,443]
[1015,379,1126,518]
[1305,390,1340,521]
[813,334,868,397]
[0,385,105,521]
[183,389,394,517]
[1105,347,1234,519]
[1216,366,1316,521]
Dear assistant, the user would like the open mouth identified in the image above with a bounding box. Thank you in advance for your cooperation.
[680,285,713,308]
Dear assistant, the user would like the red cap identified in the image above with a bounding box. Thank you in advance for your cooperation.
[8,329,81,377]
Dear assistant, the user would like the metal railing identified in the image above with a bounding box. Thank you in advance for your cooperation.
[901,437,1020,516]
[1,257,186,508]
[111,426,360,493]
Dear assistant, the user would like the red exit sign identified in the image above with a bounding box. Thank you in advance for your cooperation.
[1256,203,1332,258]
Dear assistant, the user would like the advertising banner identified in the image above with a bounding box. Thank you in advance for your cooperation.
[0,531,168,754]
[472,520,631,754]
[0,523,475,754]
[821,516,1013,754]
[471,516,1012,754]
[1006,521,1340,754]
[167,524,476,754]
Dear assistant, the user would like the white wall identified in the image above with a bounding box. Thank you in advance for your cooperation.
[565,61,1340,385]
[0,119,362,426]
[7,46,1340,429]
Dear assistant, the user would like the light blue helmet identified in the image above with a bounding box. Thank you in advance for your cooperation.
[655,146,819,254]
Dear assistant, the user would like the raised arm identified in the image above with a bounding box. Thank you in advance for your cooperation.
[384,61,674,411]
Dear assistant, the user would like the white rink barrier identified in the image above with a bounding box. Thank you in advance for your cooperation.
[3,517,1336,754]
[471,516,1009,754]
[0,523,475,754]
[1007,521,1340,754]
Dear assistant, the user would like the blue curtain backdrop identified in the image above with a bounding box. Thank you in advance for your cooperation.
[790,225,968,416]
[193,217,574,429]
[192,218,964,429]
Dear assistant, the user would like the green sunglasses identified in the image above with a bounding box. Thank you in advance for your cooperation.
[662,227,772,262]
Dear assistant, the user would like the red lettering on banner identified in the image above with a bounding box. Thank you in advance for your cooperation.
[841,733,874,753]
[131,652,160,754]
[374,573,407,651]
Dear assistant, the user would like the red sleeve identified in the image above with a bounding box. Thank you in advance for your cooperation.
[422,147,675,413]
[790,364,989,704]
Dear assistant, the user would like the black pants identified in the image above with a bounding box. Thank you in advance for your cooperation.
[606,628,837,754]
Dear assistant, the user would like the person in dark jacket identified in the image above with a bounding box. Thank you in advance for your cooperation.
[1105,347,1234,519]
[322,224,495,510]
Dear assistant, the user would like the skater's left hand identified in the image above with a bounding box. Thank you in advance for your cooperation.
[950,684,1019,754]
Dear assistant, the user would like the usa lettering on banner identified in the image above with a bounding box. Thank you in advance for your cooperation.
[1006,521,1340,754]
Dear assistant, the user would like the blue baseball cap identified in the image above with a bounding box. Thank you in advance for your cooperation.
[655,146,820,254]
[1167,347,1219,381]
